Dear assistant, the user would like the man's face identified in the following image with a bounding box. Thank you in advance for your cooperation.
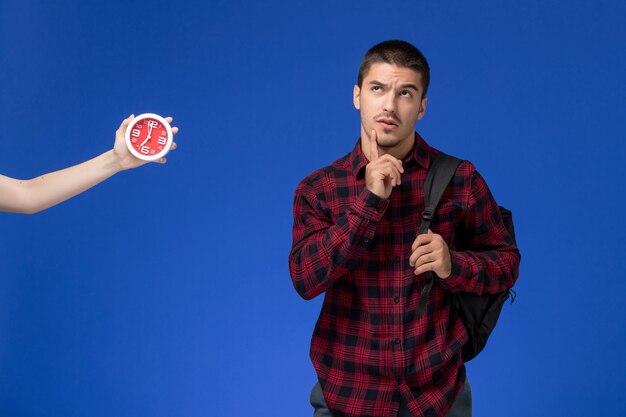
[354,62,427,159]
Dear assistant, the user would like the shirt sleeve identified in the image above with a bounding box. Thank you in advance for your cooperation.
[438,167,521,294]
[289,179,388,300]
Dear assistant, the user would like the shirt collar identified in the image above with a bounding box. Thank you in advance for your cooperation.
[350,132,432,178]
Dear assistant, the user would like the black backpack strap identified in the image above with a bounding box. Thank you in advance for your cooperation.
[416,153,463,316]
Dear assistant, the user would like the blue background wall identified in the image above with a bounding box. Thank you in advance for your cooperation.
[1,1,624,416]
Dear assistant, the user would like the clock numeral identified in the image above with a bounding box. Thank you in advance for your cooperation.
[131,128,141,138]
[147,120,160,129]
[140,146,150,154]
[157,136,167,145]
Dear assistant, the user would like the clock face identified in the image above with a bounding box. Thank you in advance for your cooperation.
[125,113,173,161]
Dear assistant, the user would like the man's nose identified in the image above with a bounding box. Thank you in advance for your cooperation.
[383,92,397,113]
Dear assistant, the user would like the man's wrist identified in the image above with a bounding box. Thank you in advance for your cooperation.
[352,188,389,221]
[437,250,470,290]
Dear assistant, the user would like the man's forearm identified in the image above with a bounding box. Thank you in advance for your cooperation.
[439,246,521,294]
[289,187,388,300]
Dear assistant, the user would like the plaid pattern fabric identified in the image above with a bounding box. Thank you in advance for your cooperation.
[289,133,520,417]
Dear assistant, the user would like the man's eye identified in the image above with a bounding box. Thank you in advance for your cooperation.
[372,86,382,92]
[400,90,412,98]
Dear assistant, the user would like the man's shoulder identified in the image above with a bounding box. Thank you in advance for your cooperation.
[295,151,354,191]
[427,145,478,178]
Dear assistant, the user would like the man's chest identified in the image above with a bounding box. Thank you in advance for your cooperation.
[326,173,466,249]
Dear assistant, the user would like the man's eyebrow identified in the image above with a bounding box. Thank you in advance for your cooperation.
[399,83,420,91]
[368,80,420,91]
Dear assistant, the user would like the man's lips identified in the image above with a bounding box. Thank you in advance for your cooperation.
[376,118,399,128]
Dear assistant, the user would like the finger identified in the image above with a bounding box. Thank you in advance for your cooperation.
[427,229,434,234]
[414,251,438,269]
[376,164,394,180]
[380,160,402,181]
[414,253,442,275]
[396,158,404,175]
[383,160,403,185]
[165,116,174,124]
[409,245,433,267]
[411,233,433,251]
[369,129,379,161]
[415,260,436,276]
[170,142,177,150]
[379,154,404,174]
[382,164,400,179]
[156,157,167,164]
[391,168,402,187]
[385,166,402,187]
[172,126,179,135]
[393,166,402,186]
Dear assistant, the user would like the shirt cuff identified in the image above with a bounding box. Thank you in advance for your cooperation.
[351,188,389,222]
[437,250,474,292]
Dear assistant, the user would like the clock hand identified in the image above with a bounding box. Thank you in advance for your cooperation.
[139,122,155,147]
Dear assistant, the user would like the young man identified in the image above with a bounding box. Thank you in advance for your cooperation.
[0,115,178,214]
[289,40,520,417]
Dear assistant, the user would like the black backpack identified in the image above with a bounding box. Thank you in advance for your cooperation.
[415,153,517,362]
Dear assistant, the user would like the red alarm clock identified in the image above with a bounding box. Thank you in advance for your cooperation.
[125,113,174,161]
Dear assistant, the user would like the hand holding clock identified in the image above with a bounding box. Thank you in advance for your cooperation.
[114,114,179,170]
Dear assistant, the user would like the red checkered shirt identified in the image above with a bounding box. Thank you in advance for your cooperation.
[289,133,520,417]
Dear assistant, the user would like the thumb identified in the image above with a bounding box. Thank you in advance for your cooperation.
[117,114,134,135]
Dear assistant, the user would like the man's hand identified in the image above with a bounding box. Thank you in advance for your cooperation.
[113,114,179,171]
[365,130,404,198]
[409,230,452,279]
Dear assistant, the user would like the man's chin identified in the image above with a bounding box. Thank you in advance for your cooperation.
[377,135,402,148]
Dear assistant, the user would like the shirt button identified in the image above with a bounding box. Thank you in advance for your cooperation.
[394,297,400,304]
[395,256,400,263]
[377,207,383,213]
[394,338,401,344]
[362,238,370,244]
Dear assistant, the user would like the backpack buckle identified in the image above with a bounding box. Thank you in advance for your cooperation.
[422,209,434,222]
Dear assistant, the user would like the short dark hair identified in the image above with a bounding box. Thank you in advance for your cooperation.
[357,40,430,96]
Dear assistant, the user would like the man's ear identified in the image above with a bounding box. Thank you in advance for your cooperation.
[417,95,427,120]
[353,85,361,110]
